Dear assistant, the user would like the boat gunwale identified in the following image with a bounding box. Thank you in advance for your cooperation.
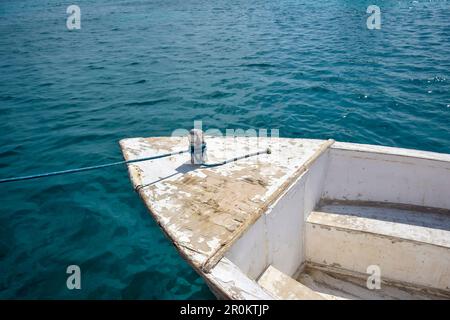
[332,142,450,164]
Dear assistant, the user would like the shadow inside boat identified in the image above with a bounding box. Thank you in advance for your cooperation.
[318,202,450,232]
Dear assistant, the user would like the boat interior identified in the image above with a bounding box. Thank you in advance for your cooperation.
[120,136,450,300]
[222,142,450,299]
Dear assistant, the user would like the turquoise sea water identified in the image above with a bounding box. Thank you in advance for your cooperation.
[0,0,449,299]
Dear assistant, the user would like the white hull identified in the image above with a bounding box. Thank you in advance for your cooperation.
[120,136,450,300]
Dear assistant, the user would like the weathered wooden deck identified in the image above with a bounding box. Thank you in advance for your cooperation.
[120,136,332,272]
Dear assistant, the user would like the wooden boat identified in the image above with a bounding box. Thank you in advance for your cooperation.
[120,135,450,300]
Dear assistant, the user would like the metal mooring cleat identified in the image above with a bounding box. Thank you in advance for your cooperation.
[189,129,207,165]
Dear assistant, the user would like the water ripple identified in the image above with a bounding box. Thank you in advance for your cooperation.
[0,0,449,299]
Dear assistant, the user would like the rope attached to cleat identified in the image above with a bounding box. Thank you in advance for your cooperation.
[201,148,271,168]
[0,130,271,184]
[0,149,189,184]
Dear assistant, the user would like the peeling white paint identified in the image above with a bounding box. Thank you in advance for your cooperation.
[120,136,450,299]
